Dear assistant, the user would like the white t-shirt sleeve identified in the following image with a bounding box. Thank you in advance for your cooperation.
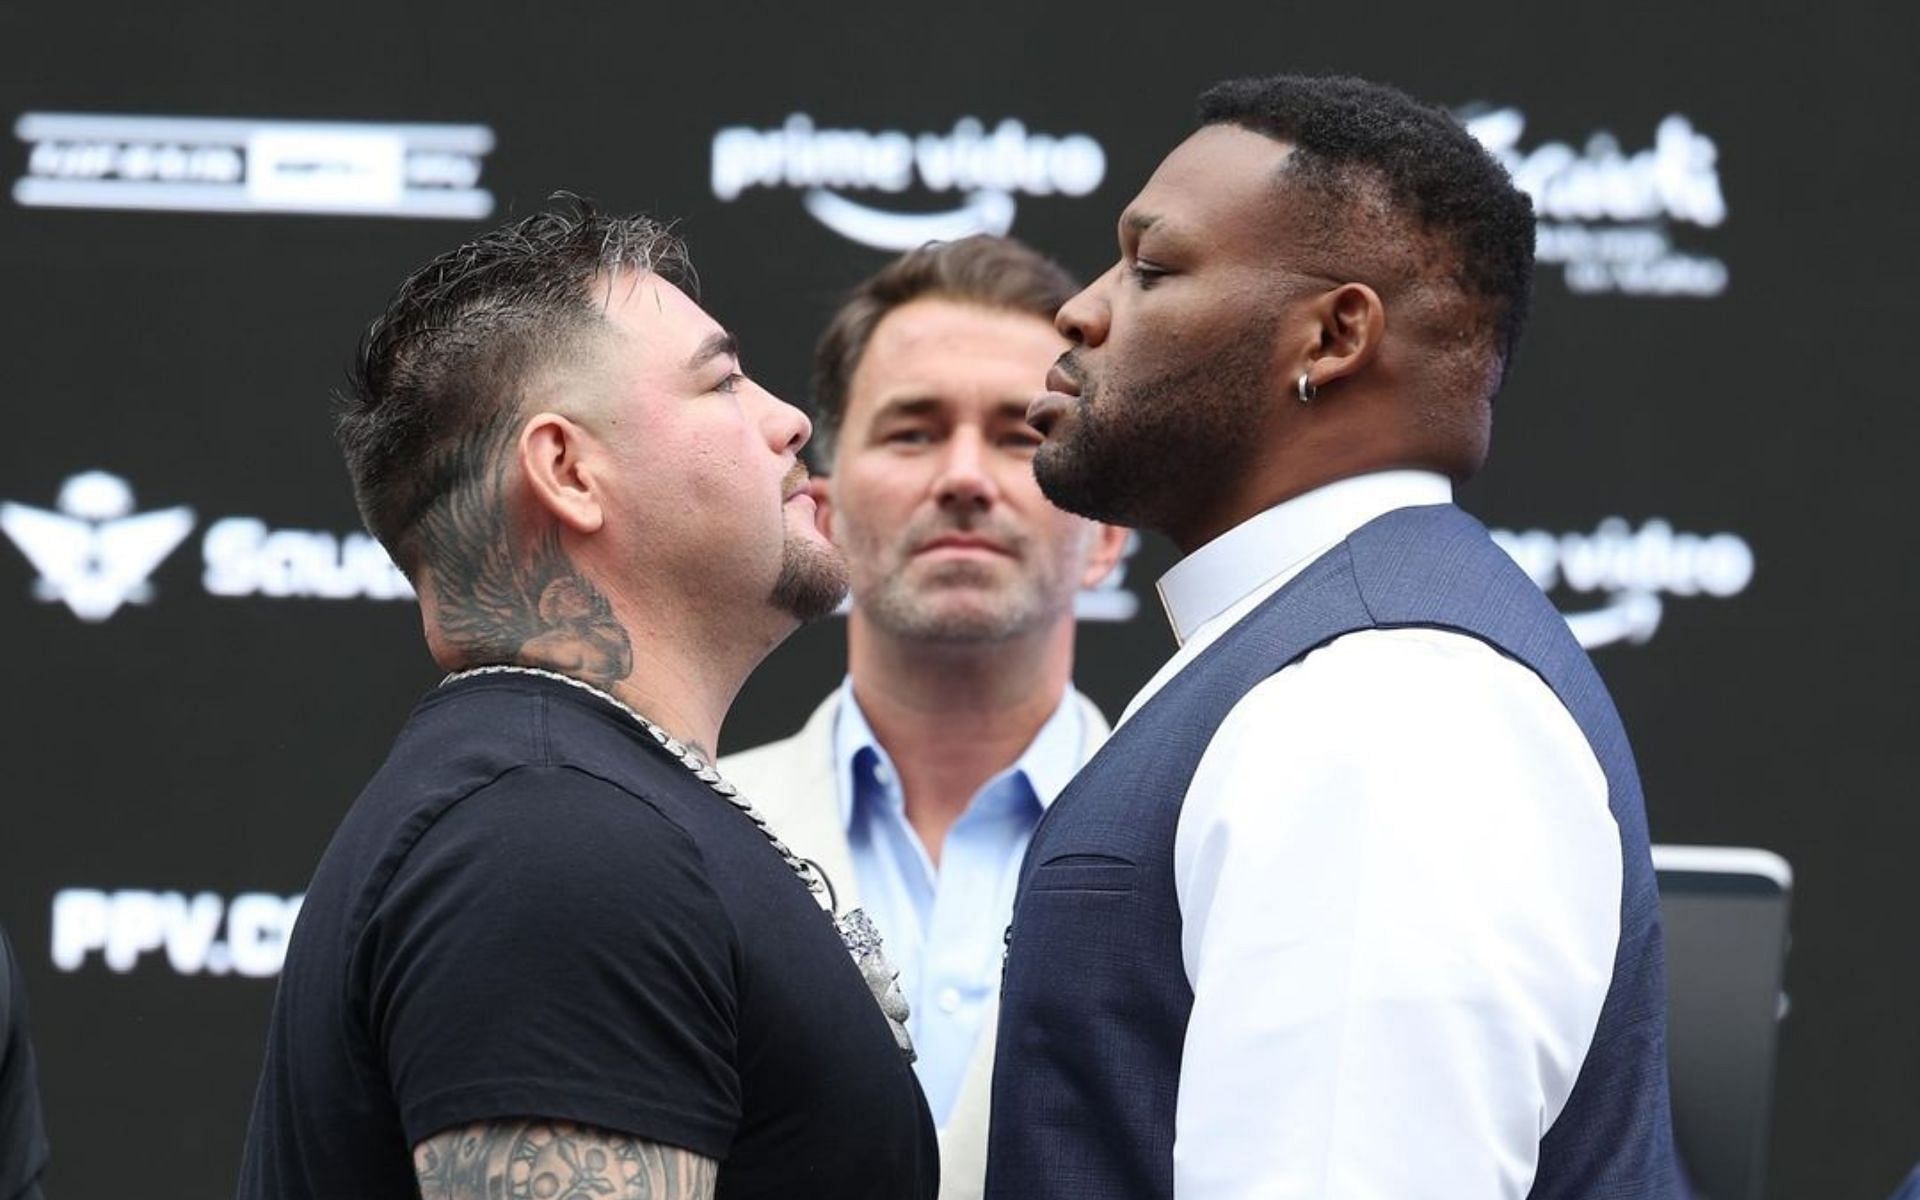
[1171,628,1622,1200]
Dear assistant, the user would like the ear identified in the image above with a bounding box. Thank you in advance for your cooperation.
[812,472,841,543]
[1299,282,1385,396]
[1079,522,1132,589]
[518,412,605,535]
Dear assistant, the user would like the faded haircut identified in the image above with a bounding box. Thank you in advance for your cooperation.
[338,195,695,576]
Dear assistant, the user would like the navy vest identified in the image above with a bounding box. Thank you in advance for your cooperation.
[986,504,1678,1199]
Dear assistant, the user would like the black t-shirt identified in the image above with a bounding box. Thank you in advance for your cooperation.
[237,673,937,1200]
[0,926,49,1200]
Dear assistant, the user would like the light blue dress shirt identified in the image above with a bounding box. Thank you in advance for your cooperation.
[832,678,1085,1127]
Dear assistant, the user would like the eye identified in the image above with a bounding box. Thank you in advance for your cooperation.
[998,427,1045,453]
[882,427,935,447]
[1127,258,1170,289]
[713,370,747,394]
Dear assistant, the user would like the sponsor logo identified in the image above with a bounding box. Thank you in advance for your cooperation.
[1491,517,1755,649]
[1464,108,1728,298]
[2,470,413,620]
[14,112,493,219]
[51,887,303,977]
[203,517,414,601]
[711,114,1106,250]
[0,471,194,621]
[1075,530,1142,622]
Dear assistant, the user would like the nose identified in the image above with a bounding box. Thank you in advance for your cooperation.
[934,426,997,513]
[1055,267,1113,348]
[757,381,812,460]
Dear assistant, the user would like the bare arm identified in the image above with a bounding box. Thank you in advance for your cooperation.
[414,1119,717,1200]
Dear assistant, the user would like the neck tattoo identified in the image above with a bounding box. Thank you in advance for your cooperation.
[440,663,915,1061]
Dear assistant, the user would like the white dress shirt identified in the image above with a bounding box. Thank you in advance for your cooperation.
[1127,471,1624,1199]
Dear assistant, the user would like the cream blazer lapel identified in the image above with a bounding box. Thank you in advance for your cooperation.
[718,687,1112,1200]
[719,692,861,910]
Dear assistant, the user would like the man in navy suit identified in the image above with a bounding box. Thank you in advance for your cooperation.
[988,73,1681,1199]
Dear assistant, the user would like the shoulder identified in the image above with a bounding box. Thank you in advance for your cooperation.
[720,691,840,801]
[363,763,740,974]
[1197,626,1606,813]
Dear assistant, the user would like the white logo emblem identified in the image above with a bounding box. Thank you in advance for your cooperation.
[14,112,494,220]
[1492,517,1755,650]
[1464,107,1728,298]
[1,471,194,622]
[712,114,1106,250]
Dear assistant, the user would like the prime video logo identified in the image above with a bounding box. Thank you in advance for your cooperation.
[1491,517,1754,650]
[711,114,1106,250]
[14,112,494,219]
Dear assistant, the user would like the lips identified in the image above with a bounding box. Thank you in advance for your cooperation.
[1044,360,1082,398]
[1030,359,1083,436]
[916,534,1012,558]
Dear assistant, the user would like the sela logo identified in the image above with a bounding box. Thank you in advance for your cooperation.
[1490,517,1755,649]
[711,114,1106,250]
[51,887,303,978]
[0,471,194,621]
[2,470,413,621]
[14,112,494,220]
[1464,108,1728,298]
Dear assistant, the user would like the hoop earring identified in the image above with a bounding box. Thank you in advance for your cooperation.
[1296,372,1317,405]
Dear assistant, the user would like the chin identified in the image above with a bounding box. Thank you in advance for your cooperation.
[771,536,850,623]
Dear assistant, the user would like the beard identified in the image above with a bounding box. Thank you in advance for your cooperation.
[853,518,1086,645]
[1033,319,1275,536]
[769,527,850,623]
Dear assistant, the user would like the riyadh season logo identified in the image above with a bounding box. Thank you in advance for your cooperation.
[1463,108,1728,298]
[1491,517,1754,650]
[51,888,303,978]
[13,112,494,219]
[1,470,413,622]
[710,114,1106,250]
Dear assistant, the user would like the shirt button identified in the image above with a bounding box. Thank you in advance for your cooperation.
[937,987,962,1014]
[873,761,894,787]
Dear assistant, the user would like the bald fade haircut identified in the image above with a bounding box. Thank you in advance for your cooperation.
[1197,74,1537,392]
[810,235,1080,465]
[338,195,695,578]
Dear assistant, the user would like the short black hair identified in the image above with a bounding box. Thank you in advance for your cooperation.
[1197,74,1536,380]
[811,235,1079,465]
[338,195,694,575]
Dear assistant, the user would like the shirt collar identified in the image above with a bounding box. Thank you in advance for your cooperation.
[831,677,1086,830]
[1155,470,1454,646]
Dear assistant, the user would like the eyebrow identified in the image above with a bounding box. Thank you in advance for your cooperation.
[685,330,739,372]
[869,396,943,423]
[1121,211,1160,237]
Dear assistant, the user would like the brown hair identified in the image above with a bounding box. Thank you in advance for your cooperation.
[809,235,1079,464]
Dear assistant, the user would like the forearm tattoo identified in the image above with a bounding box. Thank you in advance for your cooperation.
[414,1119,717,1200]
[412,437,633,686]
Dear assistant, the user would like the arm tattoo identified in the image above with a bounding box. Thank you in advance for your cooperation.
[413,434,633,687]
[414,1119,718,1200]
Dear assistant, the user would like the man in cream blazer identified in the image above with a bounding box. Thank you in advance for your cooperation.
[722,236,1126,1200]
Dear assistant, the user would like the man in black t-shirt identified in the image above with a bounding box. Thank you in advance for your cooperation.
[236,200,937,1200]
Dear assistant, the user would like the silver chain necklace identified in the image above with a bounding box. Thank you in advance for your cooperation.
[441,664,914,1061]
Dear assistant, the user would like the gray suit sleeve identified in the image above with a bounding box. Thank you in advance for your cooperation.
[0,925,50,1200]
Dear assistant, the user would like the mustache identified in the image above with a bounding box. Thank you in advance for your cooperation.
[1052,350,1085,388]
[782,461,811,497]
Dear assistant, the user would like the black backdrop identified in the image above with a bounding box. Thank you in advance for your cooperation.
[1,2,1914,1196]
